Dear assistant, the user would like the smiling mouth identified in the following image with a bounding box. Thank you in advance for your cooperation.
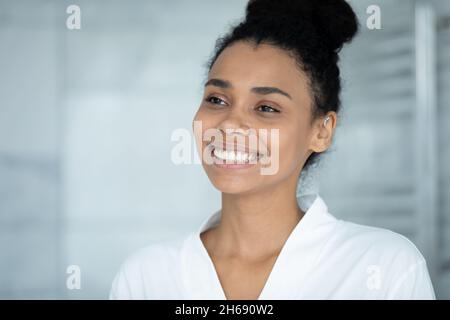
[210,146,262,165]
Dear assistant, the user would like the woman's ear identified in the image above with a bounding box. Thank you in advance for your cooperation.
[308,112,337,153]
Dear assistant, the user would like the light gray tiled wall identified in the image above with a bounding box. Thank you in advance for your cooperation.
[0,0,63,298]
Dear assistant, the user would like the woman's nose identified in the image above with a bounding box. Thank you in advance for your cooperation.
[216,107,251,134]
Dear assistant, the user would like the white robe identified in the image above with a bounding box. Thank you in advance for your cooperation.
[109,194,436,299]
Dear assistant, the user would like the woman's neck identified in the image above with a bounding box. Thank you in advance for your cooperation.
[212,178,304,262]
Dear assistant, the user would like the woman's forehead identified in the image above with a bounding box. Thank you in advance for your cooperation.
[208,41,308,96]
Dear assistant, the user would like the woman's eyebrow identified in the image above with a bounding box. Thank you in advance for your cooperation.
[204,78,232,89]
[251,86,292,100]
[204,78,292,100]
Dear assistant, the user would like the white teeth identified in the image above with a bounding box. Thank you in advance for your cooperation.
[213,148,257,164]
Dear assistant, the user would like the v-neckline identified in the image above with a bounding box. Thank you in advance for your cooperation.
[194,194,322,300]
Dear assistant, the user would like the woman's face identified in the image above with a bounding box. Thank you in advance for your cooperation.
[193,40,334,195]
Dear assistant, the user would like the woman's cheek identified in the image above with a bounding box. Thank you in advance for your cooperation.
[277,130,302,173]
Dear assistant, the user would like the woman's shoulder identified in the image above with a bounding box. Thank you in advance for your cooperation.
[314,217,435,299]
[331,218,427,265]
[120,233,189,271]
[109,233,192,299]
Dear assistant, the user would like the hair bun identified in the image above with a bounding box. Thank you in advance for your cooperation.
[245,0,359,52]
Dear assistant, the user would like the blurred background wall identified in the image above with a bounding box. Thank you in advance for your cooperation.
[0,0,448,299]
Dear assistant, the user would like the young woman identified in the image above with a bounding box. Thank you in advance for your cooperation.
[110,0,435,299]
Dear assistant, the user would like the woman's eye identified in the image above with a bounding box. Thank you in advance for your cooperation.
[205,96,227,106]
[257,105,280,113]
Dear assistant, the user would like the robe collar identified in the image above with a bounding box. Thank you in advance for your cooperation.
[180,194,339,299]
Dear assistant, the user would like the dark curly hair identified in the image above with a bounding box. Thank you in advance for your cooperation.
[204,0,359,170]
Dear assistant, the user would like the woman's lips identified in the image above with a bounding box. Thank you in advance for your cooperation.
[209,146,261,169]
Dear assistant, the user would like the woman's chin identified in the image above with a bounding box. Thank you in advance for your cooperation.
[208,177,258,195]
